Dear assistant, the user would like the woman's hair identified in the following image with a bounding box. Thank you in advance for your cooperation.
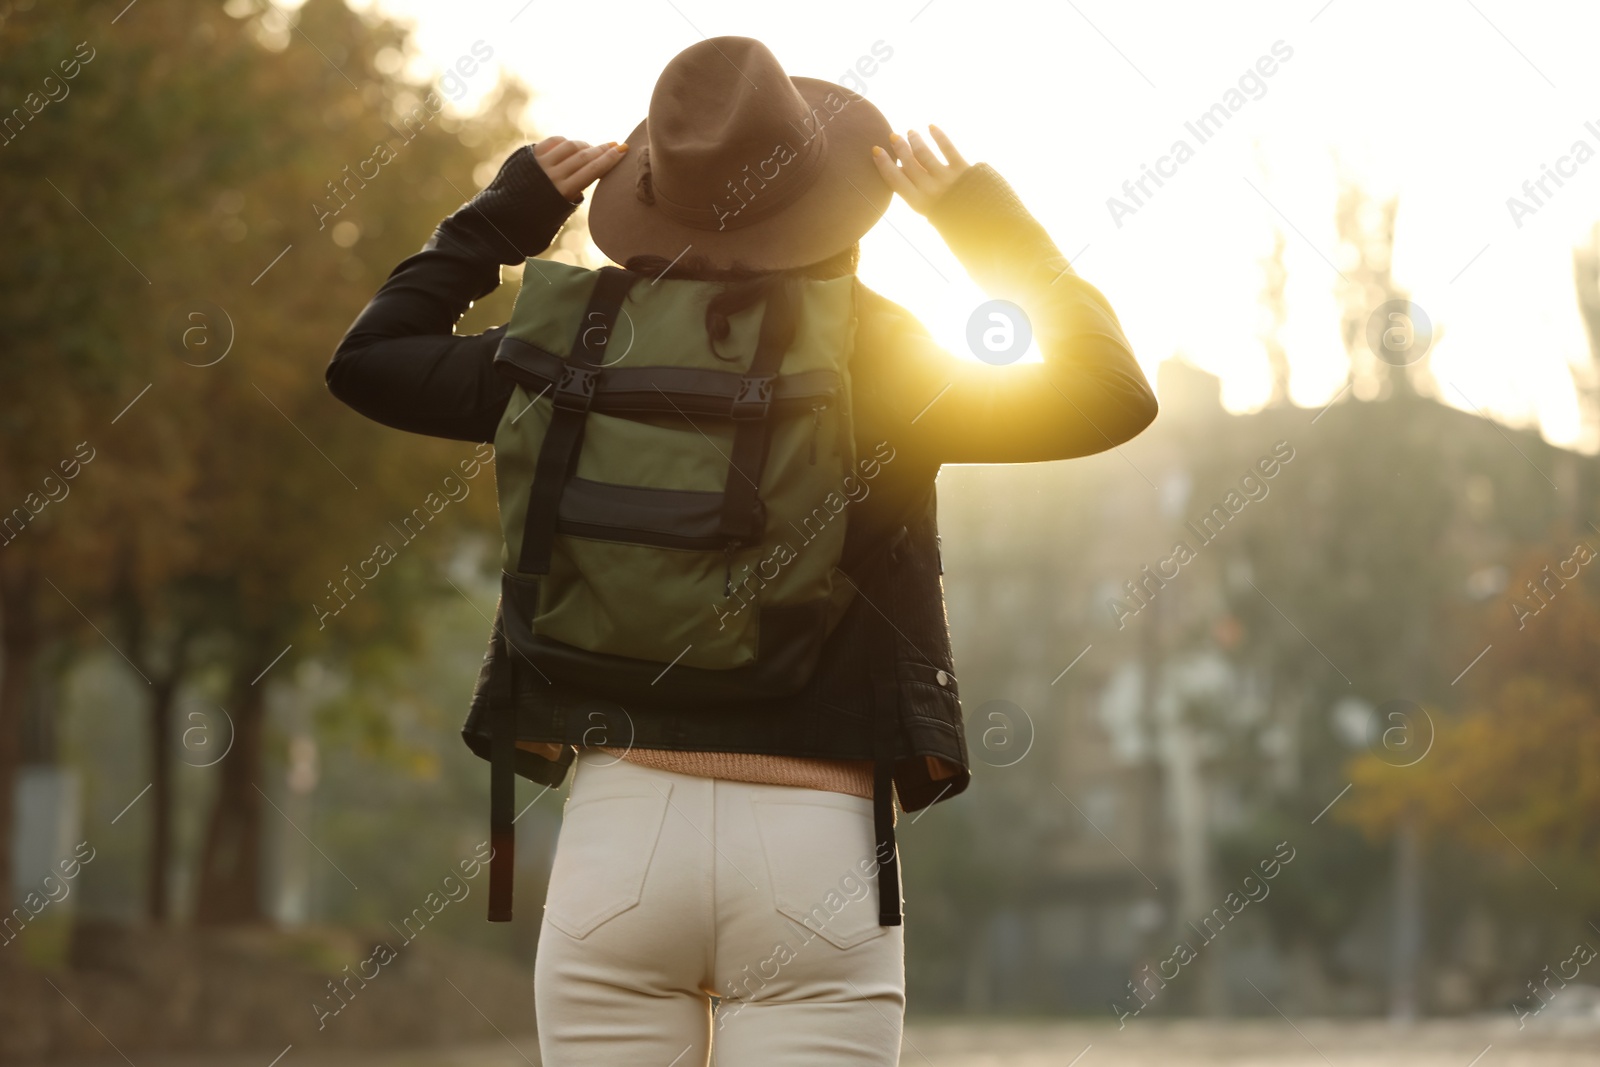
[622,242,859,363]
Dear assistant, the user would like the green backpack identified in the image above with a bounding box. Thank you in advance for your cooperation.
[489,260,875,702]
[481,259,914,922]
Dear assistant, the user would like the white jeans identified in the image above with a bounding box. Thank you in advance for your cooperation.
[534,749,906,1066]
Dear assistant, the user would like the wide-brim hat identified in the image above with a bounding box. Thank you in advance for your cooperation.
[588,36,894,273]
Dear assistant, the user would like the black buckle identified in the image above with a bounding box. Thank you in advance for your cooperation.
[731,376,774,420]
[553,364,599,411]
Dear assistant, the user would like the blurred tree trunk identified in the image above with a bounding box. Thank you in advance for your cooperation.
[113,553,193,926]
[1388,812,1423,1021]
[961,913,995,1012]
[1161,693,1223,1014]
[195,679,266,926]
[1335,182,1421,400]
[146,673,179,923]
[1575,225,1600,361]
[1572,224,1600,448]
[1259,229,1292,407]
[0,562,39,909]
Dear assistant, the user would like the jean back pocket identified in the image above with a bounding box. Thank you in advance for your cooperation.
[751,794,888,950]
[543,780,672,939]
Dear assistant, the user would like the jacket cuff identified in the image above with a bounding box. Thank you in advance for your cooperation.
[517,742,576,786]
[924,162,1057,264]
[431,144,582,265]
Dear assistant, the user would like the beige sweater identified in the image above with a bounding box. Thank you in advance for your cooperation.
[516,741,958,800]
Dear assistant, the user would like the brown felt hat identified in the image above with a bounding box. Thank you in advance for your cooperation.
[588,36,894,273]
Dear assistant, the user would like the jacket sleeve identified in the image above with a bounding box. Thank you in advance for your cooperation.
[325,145,583,443]
[858,163,1158,465]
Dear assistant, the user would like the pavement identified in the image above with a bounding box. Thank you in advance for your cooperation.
[18,1017,1600,1066]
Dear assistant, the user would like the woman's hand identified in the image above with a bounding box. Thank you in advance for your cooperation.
[534,136,629,204]
[871,124,971,216]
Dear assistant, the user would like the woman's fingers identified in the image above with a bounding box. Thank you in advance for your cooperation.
[541,141,606,179]
[549,141,608,176]
[904,129,947,176]
[872,144,922,206]
[888,132,930,186]
[539,137,595,161]
[872,125,970,215]
[529,137,630,201]
[928,124,968,171]
[557,143,629,201]
[562,142,617,179]
[536,139,586,172]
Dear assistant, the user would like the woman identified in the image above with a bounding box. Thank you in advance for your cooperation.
[328,35,1156,1067]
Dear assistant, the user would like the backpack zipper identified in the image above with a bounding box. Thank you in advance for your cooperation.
[809,402,825,465]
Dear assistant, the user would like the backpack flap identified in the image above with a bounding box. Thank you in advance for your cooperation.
[489,261,859,703]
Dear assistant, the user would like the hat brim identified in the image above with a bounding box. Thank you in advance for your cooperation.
[587,77,894,273]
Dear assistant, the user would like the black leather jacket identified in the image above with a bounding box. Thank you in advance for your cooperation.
[327,145,1158,923]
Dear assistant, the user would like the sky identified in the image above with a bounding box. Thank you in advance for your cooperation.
[334,0,1600,450]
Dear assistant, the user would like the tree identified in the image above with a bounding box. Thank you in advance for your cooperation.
[1345,532,1600,910]
[0,1,196,909]
[1571,223,1600,452]
[1333,178,1433,402]
[3,0,528,923]
[1258,229,1292,407]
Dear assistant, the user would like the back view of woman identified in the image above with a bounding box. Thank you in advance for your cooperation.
[328,34,1156,1067]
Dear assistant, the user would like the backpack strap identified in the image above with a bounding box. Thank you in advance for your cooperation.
[516,266,640,575]
[716,277,797,544]
[488,605,517,921]
[868,525,908,928]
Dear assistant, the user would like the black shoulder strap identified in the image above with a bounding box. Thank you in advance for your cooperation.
[487,604,517,921]
[716,277,796,543]
[516,266,639,575]
[867,529,906,928]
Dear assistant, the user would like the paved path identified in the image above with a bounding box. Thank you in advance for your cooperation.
[901,1018,1598,1066]
[22,1018,1600,1066]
